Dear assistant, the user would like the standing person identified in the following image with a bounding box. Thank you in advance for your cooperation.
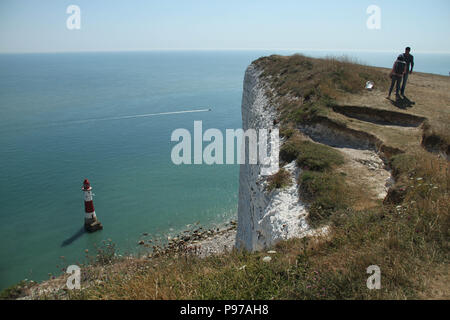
[401,47,414,96]
[387,55,407,100]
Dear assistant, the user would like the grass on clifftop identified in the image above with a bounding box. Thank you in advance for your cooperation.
[254,54,389,125]
[255,54,389,97]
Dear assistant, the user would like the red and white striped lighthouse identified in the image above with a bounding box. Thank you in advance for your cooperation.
[82,179,103,232]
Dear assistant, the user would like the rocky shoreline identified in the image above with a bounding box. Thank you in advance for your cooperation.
[137,219,238,258]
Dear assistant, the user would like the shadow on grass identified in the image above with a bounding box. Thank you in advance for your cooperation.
[389,96,416,109]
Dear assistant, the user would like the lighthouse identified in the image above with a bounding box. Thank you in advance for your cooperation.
[82,179,103,232]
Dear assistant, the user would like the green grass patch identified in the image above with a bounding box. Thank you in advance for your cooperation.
[280,137,344,171]
[266,168,292,191]
[390,153,417,178]
[279,135,346,226]
[295,141,344,171]
[299,170,348,226]
[279,126,296,139]
[279,136,303,163]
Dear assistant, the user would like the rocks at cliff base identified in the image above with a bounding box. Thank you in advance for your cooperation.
[139,220,238,258]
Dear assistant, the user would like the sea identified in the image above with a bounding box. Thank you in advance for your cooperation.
[0,50,449,290]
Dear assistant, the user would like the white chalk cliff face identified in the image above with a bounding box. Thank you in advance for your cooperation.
[235,64,311,251]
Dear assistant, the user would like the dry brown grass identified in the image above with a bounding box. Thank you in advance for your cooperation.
[255,54,389,103]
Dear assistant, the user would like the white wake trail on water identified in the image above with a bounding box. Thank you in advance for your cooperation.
[68,108,211,124]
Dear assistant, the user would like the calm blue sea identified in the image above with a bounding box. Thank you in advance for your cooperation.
[0,50,449,290]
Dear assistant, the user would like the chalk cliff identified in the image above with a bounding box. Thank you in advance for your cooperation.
[235,64,311,251]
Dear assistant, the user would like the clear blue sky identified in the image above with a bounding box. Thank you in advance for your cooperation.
[1,0,449,53]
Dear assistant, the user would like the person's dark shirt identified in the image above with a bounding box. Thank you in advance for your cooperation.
[401,53,414,73]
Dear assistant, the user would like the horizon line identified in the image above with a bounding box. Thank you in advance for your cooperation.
[1,48,450,55]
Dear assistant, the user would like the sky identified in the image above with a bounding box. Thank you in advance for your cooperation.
[0,0,449,53]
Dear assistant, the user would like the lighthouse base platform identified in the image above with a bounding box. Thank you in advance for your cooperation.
[84,218,103,233]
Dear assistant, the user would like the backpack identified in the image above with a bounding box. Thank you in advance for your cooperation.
[394,60,406,75]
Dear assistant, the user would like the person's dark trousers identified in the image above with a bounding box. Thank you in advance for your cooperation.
[389,75,402,97]
[401,72,409,96]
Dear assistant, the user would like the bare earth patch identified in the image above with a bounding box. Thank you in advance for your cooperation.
[337,148,393,206]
